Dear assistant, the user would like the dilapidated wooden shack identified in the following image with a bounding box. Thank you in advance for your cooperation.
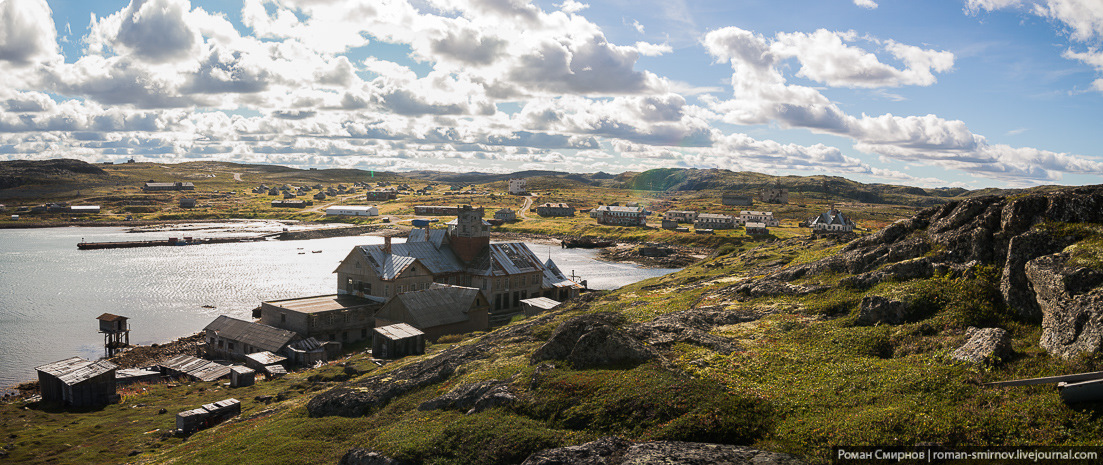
[520,297,561,317]
[157,354,231,382]
[35,357,118,407]
[230,366,255,388]
[372,323,425,359]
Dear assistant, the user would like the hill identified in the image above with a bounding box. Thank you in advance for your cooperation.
[5,184,1103,464]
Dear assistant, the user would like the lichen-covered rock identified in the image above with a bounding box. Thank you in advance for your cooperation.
[521,437,808,465]
[841,257,934,290]
[734,280,827,298]
[951,327,1012,364]
[1001,231,1078,321]
[532,314,658,368]
[625,308,751,355]
[1027,253,1103,359]
[855,296,908,326]
[468,384,517,414]
[417,380,503,412]
[339,449,407,465]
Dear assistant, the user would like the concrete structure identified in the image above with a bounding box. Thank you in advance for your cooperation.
[809,208,856,233]
[694,213,736,230]
[760,185,789,204]
[661,219,678,230]
[738,210,779,227]
[143,181,194,191]
[335,208,581,317]
[365,191,398,201]
[69,205,100,214]
[520,297,561,317]
[721,194,753,206]
[179,198,197,208]
[374,284,489,341]
[536,203,575,217]
[663,210,697,223]
[508,178,527,195]
[590,205,650,226]
[230,366,255,387]
[35,357,118,407]
[372,323,425,359]
[260,294,382,345]
[203,315,301,362]
[414,205,471,216]
[325,205,379,217]
[271,200,306,208]
[494,208,517,222]
[745,222,770,235]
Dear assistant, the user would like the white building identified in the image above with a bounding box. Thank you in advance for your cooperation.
[808,208,855,233]
[325,205,379,217]
[738,210,779,227]
[508,178,527,195]
[662,210,697,223]
[694,213,735,230]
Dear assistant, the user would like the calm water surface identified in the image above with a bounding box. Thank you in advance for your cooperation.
[0,223,678,388]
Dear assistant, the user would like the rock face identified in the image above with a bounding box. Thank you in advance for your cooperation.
[417,380,516,414]
[531,313,658,368]
[1027,253,1103,359]
[951,327,1012,364]
[855,296,908,326]
[339,449,407,465]
[625,308,752,355]
[521,437,808,465]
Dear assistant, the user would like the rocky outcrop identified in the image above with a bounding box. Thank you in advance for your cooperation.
[625,308,752,355]
[855,296,908,326]
[840,257,934,290]
[418,380,516,414]
[1027,253,1103,359]
[734,280,827,298]
[951,327,1012,364]
[520,437,808,465]
[532,314,659,368]
[339,449,407,465]
[308,313,552,418]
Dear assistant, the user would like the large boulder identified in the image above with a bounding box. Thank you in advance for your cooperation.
[417,380,513,414]
[1027,253,1103,359]
[532,314,658,369]
[625,308,752,355]
[854,296,908,326]
[521,437,808,465]
[951,327,1012,364]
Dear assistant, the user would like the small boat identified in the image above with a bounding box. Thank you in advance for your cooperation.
[311,250,322,253]
[201,305,215,309]
[297,251,305,254]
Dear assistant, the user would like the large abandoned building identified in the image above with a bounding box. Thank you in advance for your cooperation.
[335,205,581,318]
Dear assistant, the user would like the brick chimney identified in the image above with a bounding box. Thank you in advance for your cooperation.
[383,235,392,254]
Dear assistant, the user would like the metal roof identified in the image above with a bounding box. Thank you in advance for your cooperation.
[393,284,482,328]
[745,222,768,228]
[35,357,117,385]
[374,323,424,341]
[358,241,464,279]
[264,294,379,314]
[593,205,647,213]
[204,316,299,353]
[408,228,448,249]
[697,213,733,220]
[231,366,255,375]
[810,210,854,226]
[245,351,287,365]
[116,368,160,379]
[520,297,561,311]
[739,210,773,216]
[287,338,324,352]
[466,242,544,277]
[96,313,126,322]
[539,203,572,208]
[542,258,579,289]
[157,354,231,382]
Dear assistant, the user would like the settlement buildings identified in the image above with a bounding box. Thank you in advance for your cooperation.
[536,203,575,217]
[508,178,527,195]
[260,294,381,345]
[374,284,490,340]
[143,181,195,191]
[325,205,379,217]
[737,211,780,227]
[494,208,517,222]
[663,210,698,223]
[35,357,118,407]
[590,205,650,226]
[809,208,856,233]
[694,213,736,230]
[760,185,789,204]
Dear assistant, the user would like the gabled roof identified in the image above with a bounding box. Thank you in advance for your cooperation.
[593,205,648,213]
[393,284,483,328]
[36,357,117,385]
[203,315,298,353]
[810,209,854,226]
[357,241,464,279]
[96,313,126,322]
[697,213,733,220]
[465,242,544,277]
[288,337,324,353]
[408,228,448,249]
[157,354,231,382]
[543,258,579,289]
[245,351,287,366]
[374,323,424,341]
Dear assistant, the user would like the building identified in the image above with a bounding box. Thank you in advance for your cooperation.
[738,211,779,227]
[314,192,326,201]
[97,313,130,356]
[590,205,650,226]
[414,205,468,216]
[271,200,306,208]
[808,208,856,233]
[35,357,117,407]
[662,210,697,223]
[536,203,575,217]
[179,198,197,208]
[365,191,397,201]
[260,294,382,345]
[374,284,489,341]
[373,323,425,359]
[203,315,302,362]
[694,213,736,230]
[334,207,581,316]
[508,178,527,195]
[157,354,231,382]
[143,181,194,191]
[745,222,770,235]
[661,219,678,230]
[325,205,379,217]
[494,208,517,222]
[520,297,561,317]
[722,194,753,206]
[760,185,789,204]
[69,205,100,214]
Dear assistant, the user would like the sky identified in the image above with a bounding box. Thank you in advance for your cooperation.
[1,0,1102,188]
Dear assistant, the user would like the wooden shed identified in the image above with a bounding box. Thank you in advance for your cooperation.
[230,366,255,388]
[372,323,425,359]
[35,357,118,407]
[520,297,562,317]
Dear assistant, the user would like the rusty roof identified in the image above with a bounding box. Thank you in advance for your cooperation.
[35,357,117,385]
[157,354,231,382]
[374,323,424,341]
[204,315,299,353]
[96,313,127,322]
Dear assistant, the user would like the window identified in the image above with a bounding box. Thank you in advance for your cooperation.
[228,342,235,351]
[361,328,368,338]
[281,313,286,323]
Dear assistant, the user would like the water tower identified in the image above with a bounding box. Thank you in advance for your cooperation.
[96,313,130,357]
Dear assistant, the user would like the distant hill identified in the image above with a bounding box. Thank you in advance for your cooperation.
[0,159,109,190]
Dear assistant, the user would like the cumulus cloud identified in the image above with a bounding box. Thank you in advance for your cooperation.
[0,0,59,66]
[854,0,878,8]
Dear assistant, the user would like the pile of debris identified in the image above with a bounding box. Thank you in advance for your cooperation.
[108,333,205,369]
